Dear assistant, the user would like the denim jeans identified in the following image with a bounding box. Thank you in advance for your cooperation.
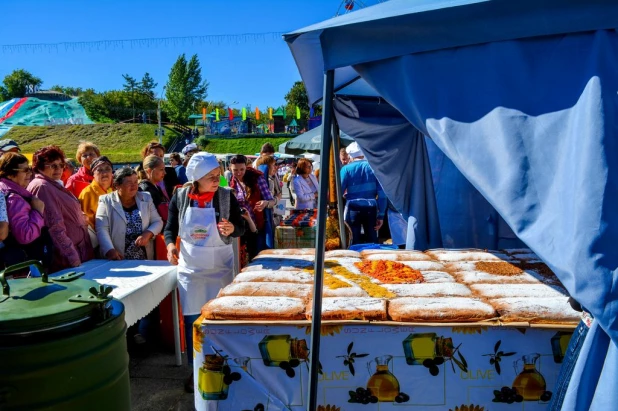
[184,314,201,365]
[549,320,589,410]
[345,200,378,245]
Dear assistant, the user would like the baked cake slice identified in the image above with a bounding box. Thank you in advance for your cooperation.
[388,297,497,322]
[306,297,387,321]
[201,296,306,320]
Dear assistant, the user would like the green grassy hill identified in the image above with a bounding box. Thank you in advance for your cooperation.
[6,124,179,163]
[6,125,295,163]
[198,136,293,155]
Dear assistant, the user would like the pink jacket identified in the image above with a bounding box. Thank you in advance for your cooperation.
[28,174,93,271]
[0,178,45,244]
[65,166,93,198]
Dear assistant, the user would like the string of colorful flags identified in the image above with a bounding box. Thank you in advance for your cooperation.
[207,105,306,122]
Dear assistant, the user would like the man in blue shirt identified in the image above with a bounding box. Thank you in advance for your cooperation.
[340,142,386,245]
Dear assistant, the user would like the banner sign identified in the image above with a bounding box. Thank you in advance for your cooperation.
[193,322,573,410]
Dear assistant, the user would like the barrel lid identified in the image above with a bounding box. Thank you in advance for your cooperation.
[0,261,113,335]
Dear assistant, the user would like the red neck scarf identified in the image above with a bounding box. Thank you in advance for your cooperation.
[188,189,215,208]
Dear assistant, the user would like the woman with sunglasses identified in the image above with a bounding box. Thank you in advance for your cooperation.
[0,153,47,267]
[28,145,93,272]
[65,141,100,197]
[164,152,245,393]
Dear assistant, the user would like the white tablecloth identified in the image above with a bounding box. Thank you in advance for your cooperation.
[53,259,178,327]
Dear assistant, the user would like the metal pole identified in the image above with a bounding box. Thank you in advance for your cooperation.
[332,120,347,248]
[171,287,183,366]
[157,99,163,145]
[307,70,334,411]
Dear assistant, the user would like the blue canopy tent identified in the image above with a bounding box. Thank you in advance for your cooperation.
[284,0,618,410]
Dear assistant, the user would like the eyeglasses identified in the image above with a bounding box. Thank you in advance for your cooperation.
[81,153,97,158]
[13,166,33,174]
[44,163,65,171]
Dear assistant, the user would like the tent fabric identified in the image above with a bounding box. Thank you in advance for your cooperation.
[333,97,442,250]
[278,125,354,154]
[285,0,618,105]
[353,29,618,409]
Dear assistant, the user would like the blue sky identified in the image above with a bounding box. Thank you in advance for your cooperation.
[0,0,381,109]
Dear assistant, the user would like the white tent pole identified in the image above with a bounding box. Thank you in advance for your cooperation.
[306,69,334,411]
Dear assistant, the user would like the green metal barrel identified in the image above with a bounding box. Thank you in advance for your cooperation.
[0,261,131,411]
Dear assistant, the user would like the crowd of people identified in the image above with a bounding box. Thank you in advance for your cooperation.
[0,136,401,393]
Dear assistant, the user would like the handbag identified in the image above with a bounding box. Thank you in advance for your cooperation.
[2,226,54,270]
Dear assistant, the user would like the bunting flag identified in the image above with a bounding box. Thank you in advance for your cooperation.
[215,108,220,121]
[296,106,301,120]
[228,107,234,121]
[309,107,315,118]
[255,107,260,120]
[202,107,207,121]
[268,107,273,120]
[242,107,247,121]
[283,106,287,119]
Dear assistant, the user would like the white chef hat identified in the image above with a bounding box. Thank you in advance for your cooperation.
[346,142,364,158]
[186,152,219,182]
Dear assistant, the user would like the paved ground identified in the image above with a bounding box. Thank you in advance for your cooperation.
[129,344,195,411]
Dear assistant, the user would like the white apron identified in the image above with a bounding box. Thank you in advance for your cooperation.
[177,204,234,315]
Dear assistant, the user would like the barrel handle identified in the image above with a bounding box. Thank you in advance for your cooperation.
[0,260,47,297]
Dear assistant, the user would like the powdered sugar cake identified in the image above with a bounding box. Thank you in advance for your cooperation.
[470,284,568,299]
[218,282,313,299]
[384,283,473,297]
[400,261,446,271]
[490,297,580,324]
[233,270,315,284]
[502,248,533,255]
[416,271,456,283]
[325,250,361,259]
[360,250,432,261]
[451,270,544,285]
[388,297,497,322]
[201,296,306,320]
[306,297,387,321]
[428,249,515,262]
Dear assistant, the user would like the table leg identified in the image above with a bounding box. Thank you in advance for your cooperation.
[172,287,183,366]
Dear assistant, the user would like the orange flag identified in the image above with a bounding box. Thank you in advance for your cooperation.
[255,107,260,120]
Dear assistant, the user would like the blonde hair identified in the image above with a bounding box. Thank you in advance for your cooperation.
[139,155,164,180]
[255,155,276,168]
[75,141,100,165]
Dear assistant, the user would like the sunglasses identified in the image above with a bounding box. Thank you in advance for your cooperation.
[13,166,33,174]
[94,167,113,173]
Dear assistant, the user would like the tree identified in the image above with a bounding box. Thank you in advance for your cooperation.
[164,54,209,124]
[284,81,320,126]
[122,74,139,121]
[139,72,157,99]
[1,69,42,100]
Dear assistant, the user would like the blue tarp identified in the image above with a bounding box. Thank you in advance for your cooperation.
[285,1,618,409]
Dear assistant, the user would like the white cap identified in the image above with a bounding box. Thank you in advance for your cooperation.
[346,142,364,158]
[181,143,198,155]
[186,152,219,182]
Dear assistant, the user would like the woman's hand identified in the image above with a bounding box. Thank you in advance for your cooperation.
[254,200,268,212]
[167,244,179,265]
[106,249,123,260]
[217,218,234,236]
[135,230,154,247]
[30,196,45,214]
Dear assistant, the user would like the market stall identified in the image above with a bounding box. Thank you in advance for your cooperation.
[53,259,182,365]
[283,0,618,409]
[193,249,578,410]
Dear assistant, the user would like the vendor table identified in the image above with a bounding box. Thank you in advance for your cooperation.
[192,320,575,410]
[53,259,182,366]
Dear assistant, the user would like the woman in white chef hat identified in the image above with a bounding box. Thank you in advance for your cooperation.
[163,151,245,393]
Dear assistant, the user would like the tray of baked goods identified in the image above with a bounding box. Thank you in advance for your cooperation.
[200,248,580,328]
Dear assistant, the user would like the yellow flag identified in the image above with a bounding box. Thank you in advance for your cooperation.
[215,108,220,121]
[268,107,273,120]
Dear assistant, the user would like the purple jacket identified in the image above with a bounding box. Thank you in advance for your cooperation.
[0,178,45,244]
[28,174,93,271]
